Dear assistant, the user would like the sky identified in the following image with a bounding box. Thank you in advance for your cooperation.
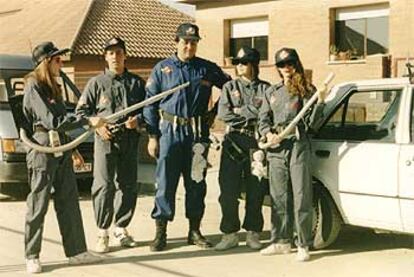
[159,0,195,16]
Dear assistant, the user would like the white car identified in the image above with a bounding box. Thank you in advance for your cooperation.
[310,77,414,248]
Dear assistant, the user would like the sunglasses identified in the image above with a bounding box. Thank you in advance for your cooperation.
[233,60,249,66]
[277,61,295,68]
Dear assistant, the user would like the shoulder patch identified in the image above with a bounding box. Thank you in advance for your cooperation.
[231,90,241,98]
[99,95,110,105]
[161,66,172,74]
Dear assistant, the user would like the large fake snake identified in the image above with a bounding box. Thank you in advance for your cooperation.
[20,82,190,153]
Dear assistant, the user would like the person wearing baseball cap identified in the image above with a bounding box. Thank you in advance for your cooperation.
[23,41,105,273]
[258,47,327,261]
[76,36,146,253]
[215,46,270,251]
[144,23,230,252]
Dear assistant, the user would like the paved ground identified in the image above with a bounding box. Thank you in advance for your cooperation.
[1,180,414,277]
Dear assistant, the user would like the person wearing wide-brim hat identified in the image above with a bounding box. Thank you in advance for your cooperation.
[215,46,270,251]
[23,41,105,273]
[258,47,327,261]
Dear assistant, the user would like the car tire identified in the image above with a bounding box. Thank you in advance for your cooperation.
[312,185,342,249]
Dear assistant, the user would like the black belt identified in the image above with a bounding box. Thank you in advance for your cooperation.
[228,126,256,137]
[160,111,193,125]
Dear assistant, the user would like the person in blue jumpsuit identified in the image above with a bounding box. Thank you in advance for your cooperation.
[23,41,104,274]
[144,23,230,251]
[215,46,269,251]
[258,48,326,261]
[76,37,146,253]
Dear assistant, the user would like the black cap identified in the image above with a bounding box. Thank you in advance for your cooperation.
[176,23,201,41]
[232,46,260,65]
[104,37,126,52]
[275,47,299,67]
[32,41,70,66]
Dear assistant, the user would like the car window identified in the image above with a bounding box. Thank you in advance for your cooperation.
[316,89,402,142]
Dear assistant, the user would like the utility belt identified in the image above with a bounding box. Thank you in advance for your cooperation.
[160,110,193,126]
[226,125,256,138]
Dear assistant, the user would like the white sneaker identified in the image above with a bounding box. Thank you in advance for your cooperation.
[26,258,42,274]
[114,230,138,248]
[296,246,310,262]
[95,235,109,253]
[214,233,239,251]
[68,251,102,265]
[260,243,291,256]
[246,231,262,250]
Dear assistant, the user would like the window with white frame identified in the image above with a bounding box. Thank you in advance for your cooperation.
[230,17,268,61]
[334,4,389,60]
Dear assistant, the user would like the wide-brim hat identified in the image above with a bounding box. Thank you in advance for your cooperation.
[32,41,70,66]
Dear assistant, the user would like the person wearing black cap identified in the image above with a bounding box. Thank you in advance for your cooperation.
[143,23,230,251]
[258,47,326,261]
[23,41,104,273]
[215,46,269,251]
[76,37,146,253]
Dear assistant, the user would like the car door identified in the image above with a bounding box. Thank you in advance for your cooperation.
[312,85,404,232]
[398,85,414,233]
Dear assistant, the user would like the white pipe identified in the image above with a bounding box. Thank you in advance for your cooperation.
[258,73,335,149]
[20,82,190,153]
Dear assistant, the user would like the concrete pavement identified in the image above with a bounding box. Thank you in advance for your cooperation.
[0,161,414,276]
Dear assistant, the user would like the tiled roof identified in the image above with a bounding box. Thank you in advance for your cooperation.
[0,0,92,56]
[73,0,194,58]
[0,0,193,59]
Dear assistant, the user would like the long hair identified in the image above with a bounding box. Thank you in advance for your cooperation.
[25,58,62,100]
[236,62,260,80]
[278,59,313,98]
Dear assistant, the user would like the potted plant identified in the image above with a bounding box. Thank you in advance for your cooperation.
[329,44,338,61]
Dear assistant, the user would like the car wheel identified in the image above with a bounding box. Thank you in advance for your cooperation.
[312,185,342,249]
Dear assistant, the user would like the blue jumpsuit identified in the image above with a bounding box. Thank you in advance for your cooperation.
[76,69,146,229]
[23,78,89,259]
[258,82,325,247]
[144,54,229,221]
[217,78,270,234]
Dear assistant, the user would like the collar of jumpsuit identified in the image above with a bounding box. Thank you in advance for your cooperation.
[239,77,260,89]
[172,53,196,68]
[105,68,129,80]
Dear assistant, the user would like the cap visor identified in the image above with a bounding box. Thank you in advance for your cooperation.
[179,35,201,41]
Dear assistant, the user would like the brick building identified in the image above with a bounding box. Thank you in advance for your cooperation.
[0,0,193,89]
[180,0,414,85]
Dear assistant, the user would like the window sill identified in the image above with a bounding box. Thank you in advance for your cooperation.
[326,59,366,65]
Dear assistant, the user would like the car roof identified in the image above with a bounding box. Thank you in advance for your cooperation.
[0,54,34,71]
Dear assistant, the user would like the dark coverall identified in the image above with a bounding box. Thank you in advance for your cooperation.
[23,78,89,259]
[258,82,325,247]
[76,69,146,230]
[143,54,229,222]
[217,78,270,234]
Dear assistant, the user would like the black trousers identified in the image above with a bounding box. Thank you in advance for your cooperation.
[218,132,266,234]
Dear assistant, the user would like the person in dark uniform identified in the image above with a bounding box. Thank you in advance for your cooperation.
[258,48,326,261]
[143,23,230,252]
[76,37,146,253]
[215,46,269,251]
[23,41,104,274]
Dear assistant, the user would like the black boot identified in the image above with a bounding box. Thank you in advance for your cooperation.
[150,219,167,252]
[187,219,212,248]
